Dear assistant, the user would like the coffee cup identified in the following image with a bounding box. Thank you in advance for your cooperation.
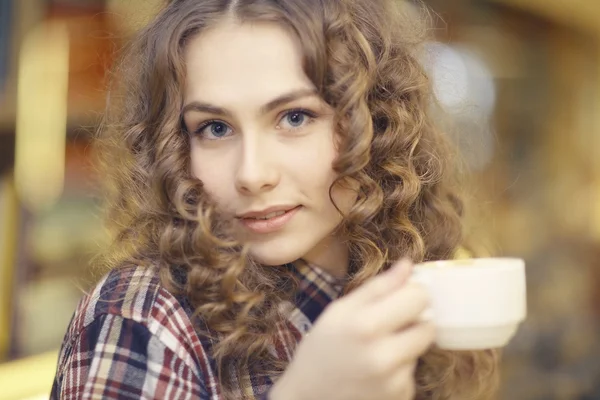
[411,257,526,350]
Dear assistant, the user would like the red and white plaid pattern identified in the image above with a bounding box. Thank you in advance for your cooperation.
[51,262,344,399]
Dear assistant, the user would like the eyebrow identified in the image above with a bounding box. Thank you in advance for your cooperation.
[182,88,318,117]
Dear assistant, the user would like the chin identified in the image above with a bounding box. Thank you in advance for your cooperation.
[247,240,309,266]
[248,249,301,266]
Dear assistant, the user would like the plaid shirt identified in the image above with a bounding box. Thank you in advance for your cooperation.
[50,261,345,399]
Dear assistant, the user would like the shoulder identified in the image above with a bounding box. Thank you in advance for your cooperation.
[65,265,189,342]
[52,265,218,398]
[63,265,208,368]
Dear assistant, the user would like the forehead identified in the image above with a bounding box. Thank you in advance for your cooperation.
[183,21,313,104]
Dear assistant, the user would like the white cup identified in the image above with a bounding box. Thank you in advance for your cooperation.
[411,258,527,350]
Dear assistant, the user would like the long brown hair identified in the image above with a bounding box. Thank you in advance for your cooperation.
[96,0,499,398]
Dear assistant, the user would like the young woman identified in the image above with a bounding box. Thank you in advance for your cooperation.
[51,0,499,399]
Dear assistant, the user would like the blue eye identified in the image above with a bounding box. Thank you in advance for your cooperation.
[194,121,232,140]
[208,122,229,137]
[279,109,316,130]
[287,112,305,127]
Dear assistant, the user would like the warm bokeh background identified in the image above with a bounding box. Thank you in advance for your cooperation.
[0,1,599,399]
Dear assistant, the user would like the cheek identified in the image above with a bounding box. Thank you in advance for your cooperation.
[293,151,356,219]
[291,145,336,198]
[330,179,358,214]
[286,129,349,208]
[190,147,231,201]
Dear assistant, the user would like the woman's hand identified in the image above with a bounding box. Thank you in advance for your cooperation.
[270,259,434,400]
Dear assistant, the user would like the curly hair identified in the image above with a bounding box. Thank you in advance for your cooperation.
[96,0,499,398]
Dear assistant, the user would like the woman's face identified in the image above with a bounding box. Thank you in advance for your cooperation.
[183,21,356,276]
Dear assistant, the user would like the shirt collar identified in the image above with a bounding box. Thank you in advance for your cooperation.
[287,259,346,323]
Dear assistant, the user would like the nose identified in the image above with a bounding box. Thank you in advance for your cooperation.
[234,135,280,195]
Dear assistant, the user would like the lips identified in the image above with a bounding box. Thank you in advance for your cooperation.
[237,205,301,234]
[238,205,299,220]
[243,209,288,220]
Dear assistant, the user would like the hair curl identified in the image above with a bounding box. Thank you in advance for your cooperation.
[96,0,499,398]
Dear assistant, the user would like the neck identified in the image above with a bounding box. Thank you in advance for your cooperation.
[301,235,349,279]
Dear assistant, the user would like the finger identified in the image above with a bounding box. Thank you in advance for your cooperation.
[361,282,431,336]
[371,322,436,373]
[345,259,414,306]
[385,364,417,400]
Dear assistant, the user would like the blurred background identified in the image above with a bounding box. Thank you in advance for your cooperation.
[0,0,598,399]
